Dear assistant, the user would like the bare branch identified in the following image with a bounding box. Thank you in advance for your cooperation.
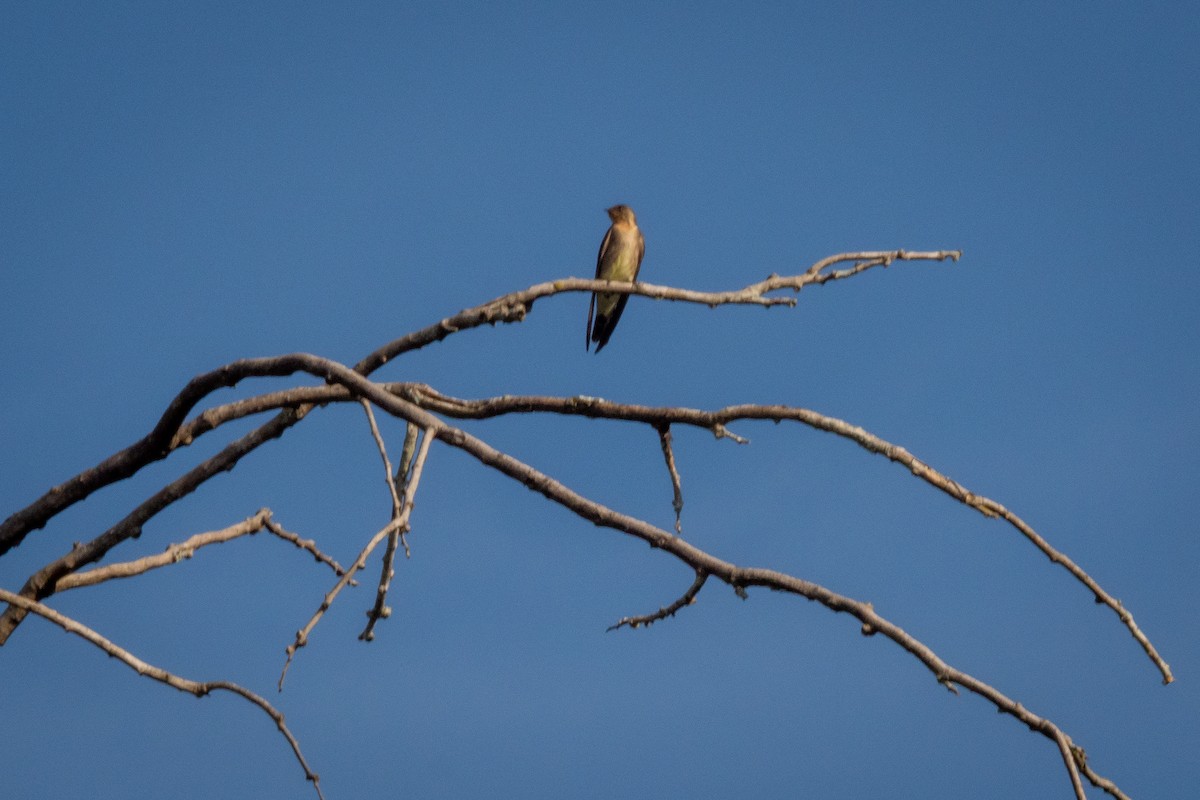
[3,356,1171,686]
[656,424,685,534]
[353,249,961,373]
[1,250,1151,796]
[262,516,353,580]
[358,400,409,642]
[0,407,310,643]
[54,509,347,592]
[1055,730,1089,800]
[360,400,404,517]
[281,430,434,688]
[0,371,311,559]
[397,423,420,491]
[385,386,1174,685]
[607,569,708,631]
[1075,744,1131,800]
[0,246,1149,795]
[0,587,324,800]
[0,250,955,574]
[430,418,1127,799]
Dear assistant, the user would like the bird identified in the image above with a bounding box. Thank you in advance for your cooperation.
[586,204,645,353]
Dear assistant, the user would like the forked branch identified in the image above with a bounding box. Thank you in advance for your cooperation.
[0,249,1151,798]
[114,378,1170,685]
[53,509,347,592]
[0,249,958,561]
[358,401,409,643]
[280,428,435,688]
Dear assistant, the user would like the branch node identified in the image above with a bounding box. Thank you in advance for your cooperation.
[711,424,749,444]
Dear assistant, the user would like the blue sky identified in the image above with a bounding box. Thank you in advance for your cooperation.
[2,3,1197,798]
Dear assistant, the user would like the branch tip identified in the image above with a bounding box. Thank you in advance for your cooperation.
[607,571,708,632]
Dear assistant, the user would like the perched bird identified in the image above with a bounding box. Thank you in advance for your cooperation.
[586,204,645,353]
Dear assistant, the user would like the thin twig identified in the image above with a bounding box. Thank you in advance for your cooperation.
[358,400,408,641]
[395,422,420,557]
[0,587,324,800]
[1055,730,1089,800]
[397,422,419,487]
[262,516,353,579]
[280,431,434,688]
[360,400,404,516]
[53,509,347,592]
[656,423,685,534]
[607,570,708,631]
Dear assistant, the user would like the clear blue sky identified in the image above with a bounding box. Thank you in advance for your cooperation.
[2,3,1197,798]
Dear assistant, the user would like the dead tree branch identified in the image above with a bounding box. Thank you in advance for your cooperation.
[280,429,434,688]
[1,251,961,639]
[431,416,1129,800]
[1,355,1171,687]
[0,249,1155,798]
[0,250,958,561]
[0,587,325,800]
[388,386,1173,685]
[131,379,1170,685]
[357,400,408,642]
[655,423,685,534]
[607,569,708,631]
[52,509,347,592]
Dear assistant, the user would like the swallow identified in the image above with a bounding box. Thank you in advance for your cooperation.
[586,204,645,353]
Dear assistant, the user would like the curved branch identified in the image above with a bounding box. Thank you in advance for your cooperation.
[0,588,324,800]
[353,249,962,373]
[430,420,1128,800]
[0,350,1135,797]
[2,356,1171,687]
[607,569,708,631]
[1,250,1149,796]
[386,385,1178,684]
[54,509,348,592]
[0,365,310,558]
[0,405,311,643]
[0,249,958,562]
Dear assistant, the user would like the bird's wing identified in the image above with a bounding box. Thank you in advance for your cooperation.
[587,226,615,349]
[585,291,596,350]
[633,231,645,280]
[595,226,615,278]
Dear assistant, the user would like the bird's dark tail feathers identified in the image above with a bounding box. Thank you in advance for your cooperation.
[590,313,614,353]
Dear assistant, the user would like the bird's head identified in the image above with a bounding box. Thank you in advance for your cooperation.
[606,205,637,224]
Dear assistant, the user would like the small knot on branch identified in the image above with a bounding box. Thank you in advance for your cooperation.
[860,602,877,636]
[711,424,749,444]
[937,674,959,695]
